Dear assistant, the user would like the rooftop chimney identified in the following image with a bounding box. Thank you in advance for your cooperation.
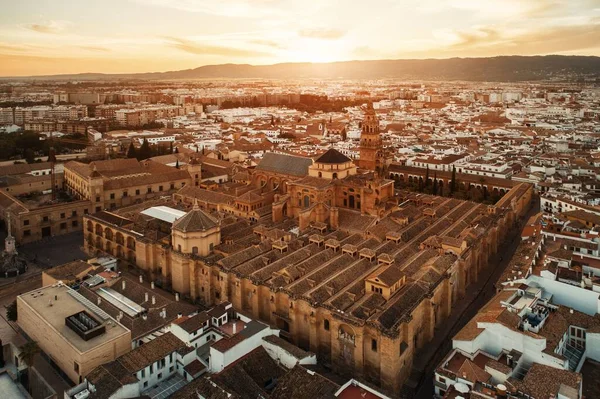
[142,314,147,321]
[175,293,180,302]
[162,308,166,319]
[97,297,101,305]
[233,322,237,335]
[122,280,126,290]
[139,275,143,283]
[145,292,149,302]
[152,295,156,305]
[151,281,155,289]
[177,312,182,319]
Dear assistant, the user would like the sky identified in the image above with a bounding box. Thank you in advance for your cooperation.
[1,0,599,76]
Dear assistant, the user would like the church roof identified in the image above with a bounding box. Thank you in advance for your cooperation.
[256,152,312,177]
[315,148,351,164]
[172,203,219,233]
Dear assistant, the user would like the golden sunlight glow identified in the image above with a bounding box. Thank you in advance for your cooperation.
[0,0,598,76]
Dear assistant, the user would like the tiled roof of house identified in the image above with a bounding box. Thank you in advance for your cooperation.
[256,152,313,177]
[118,332,186,373]
[270,365,339,399]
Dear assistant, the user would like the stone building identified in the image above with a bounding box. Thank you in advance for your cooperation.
[79,107,534,393]
[82,181,532,394]
[0,190,92,244]
[272,148,396,230]
[357,104,392,176]
[64,158,198,213]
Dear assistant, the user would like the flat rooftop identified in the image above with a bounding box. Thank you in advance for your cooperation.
[19,284,130,353]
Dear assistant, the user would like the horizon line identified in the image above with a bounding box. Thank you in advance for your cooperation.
[2,53,599,79]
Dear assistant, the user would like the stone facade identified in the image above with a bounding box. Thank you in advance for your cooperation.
[81,180,533,394]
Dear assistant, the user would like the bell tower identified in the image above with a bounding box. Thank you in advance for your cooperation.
[358,103,385,175]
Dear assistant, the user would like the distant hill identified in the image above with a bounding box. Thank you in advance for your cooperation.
[4,55,600,81]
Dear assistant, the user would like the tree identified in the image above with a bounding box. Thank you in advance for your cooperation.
[425,165,430,187]
[175,160,180,169]
[126,142,137,159]
[433,172,438,196]
[450,165,457,194]
[174,146,179,154]
[19,341,41,391]
[137,139,151,160]
[169,141,173,154]
[6,300,17,322]
[24,148,35,164]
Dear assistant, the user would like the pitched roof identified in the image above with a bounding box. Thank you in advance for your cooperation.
[117,332,186,373]
[315,148,351,164]
[271,365,339,399]
[172,203,219,232]
[256,152,312,177]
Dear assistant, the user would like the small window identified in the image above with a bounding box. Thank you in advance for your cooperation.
[43,216,49,222]
[60,213,66,219]
[170,183,175,190]
[141,369,145,378]
[122,191,128,198]
[143,381,148,388]
[95,206,101,213]
[136,189,140,195]
[324,319,330,331]
[72,220,78,227]
[159,185,163,191]
[72,211,77,217]
[84,209,88,214]
[60,222,67,230]
[74,362,79,373]
[147,187,152,194]
[371,339,378,352]
[24,230,31,237]
[24,220,29,226]
[110,193,115,199]
[158,372,162,379]
[95,196,100,202]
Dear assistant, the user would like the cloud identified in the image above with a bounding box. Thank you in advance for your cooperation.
[0,43,33,53]
[432,21,600,56]
[132,0,283,18]
[77,46,110,52]
[164,37,271,57]
[26,20,69,34]
[299,28,346,40]
[250,39,286,49]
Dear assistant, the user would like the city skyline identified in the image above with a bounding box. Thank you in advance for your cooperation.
[1,0,600,76]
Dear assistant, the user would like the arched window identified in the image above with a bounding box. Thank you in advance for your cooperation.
[192,247,198,255]
[318,172,322,178]
[324,319,330,331]
[332,173,338,179]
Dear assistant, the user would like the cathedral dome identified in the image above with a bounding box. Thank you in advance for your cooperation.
[315,148,351,164]
[172,201,218,233]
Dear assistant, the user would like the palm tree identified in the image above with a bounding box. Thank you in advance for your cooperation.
[19,341,41,391]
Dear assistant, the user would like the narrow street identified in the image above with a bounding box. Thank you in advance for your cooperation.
[410,199,540,398]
